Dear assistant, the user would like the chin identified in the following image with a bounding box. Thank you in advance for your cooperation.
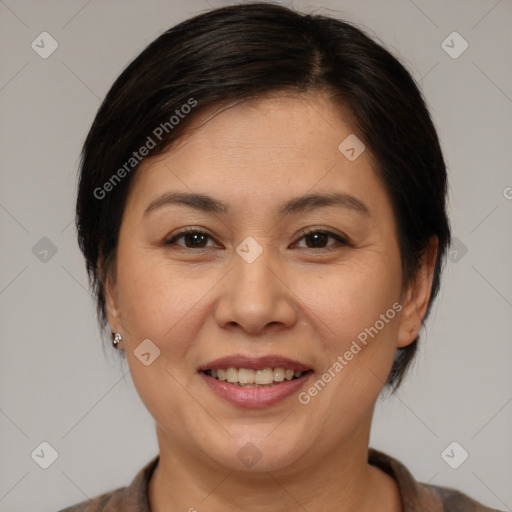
[199,426,313,474]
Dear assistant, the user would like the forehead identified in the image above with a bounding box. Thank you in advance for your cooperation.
[166,92,363,165]
[126,92,386,216]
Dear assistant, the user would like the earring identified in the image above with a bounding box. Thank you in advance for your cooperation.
[111,332,122,349]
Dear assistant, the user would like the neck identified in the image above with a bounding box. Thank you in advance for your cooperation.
[148,417,401,512]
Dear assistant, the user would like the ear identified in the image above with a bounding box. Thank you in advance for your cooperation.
[101,256,123,335]
[397,236,438,348]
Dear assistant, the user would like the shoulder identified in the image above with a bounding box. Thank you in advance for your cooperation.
[58,487,126,512]
[368,448,504,512]
[57,456,159,512]
[426,483,505,512]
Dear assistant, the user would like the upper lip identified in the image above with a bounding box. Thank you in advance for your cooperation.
[198,354,312,372]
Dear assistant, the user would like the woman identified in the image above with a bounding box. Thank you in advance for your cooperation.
[61,3,500,511]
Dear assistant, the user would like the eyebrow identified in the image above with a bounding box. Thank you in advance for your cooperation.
[143,191,370,217]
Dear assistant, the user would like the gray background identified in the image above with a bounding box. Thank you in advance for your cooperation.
[0,0,511,510]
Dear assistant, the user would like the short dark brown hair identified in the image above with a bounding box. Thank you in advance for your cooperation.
[76,3,451,390]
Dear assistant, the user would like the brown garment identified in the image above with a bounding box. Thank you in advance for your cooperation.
[58,448,503,511]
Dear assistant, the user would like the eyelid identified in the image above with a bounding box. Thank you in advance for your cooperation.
[295,226,350,242]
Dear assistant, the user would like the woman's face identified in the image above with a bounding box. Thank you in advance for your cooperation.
[106,93,428,473]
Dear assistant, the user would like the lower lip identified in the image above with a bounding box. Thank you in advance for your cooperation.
[200,372,313,408]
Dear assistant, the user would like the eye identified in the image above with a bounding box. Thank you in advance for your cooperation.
[294,228,350,250]
[164,227,350,251]
[164,228,217,249]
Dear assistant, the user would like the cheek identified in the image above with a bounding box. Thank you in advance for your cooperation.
[296,252,403,415]
[116,251,206,427]
[296,263,401,434]
[299,254,401,348]
[126,358,206,443]
[115,249,205,348]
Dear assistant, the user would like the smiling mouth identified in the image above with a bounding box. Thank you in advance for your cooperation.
[201,368,313,387]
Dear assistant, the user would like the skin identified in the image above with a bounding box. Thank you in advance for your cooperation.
[105,92,437,512]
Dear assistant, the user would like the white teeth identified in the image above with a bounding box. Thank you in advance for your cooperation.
[273,368,285,382]
[238,368,255,385]
[255,368,274,385]
[206,367,305,385]
[226,368,238,383]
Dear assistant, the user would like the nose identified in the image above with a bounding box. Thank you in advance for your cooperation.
[214,242,298,335]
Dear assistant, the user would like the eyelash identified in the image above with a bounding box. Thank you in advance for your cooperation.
[164,227,351,252]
